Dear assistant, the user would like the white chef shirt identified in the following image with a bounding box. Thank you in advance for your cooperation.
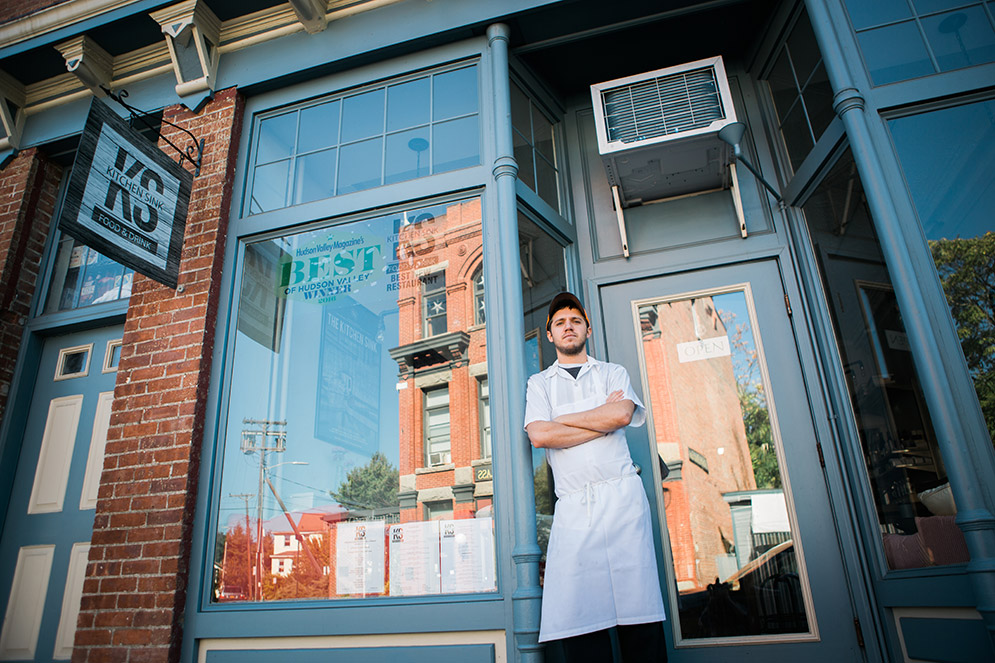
[524,356,666,642]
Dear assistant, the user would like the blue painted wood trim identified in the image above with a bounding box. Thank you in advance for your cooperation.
[901,617,990,663]
[179,36,521,663]
[0,326,42,537]
[485,23,543,663]
[0,0,172,58]
[206,644,494,663]
[15,0,563,150]
[806,0,995,654]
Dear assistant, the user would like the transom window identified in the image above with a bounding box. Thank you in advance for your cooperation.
[246,64,481,214]
[844,0,995,85]
[764,8,834,172]
[511,81,560,210]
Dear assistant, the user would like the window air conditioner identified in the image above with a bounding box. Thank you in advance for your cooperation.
[590,56,747,255]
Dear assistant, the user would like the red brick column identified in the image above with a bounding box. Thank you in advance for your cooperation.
[73,88,244,663]
[0,149,61,421]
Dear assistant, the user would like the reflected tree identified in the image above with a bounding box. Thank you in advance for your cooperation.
[723,312,781,489]
[330,451,400,509]
[930,232,995,442]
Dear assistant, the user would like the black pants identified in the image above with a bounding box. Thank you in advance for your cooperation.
[558,621,667,663]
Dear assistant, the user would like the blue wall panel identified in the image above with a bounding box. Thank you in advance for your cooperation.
[206,644,494,663]
[901,617,989,663]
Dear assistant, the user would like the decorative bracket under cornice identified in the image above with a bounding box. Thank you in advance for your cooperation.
[54,35,113,97]
[288,0,329,33]
[150,0,221,112]
[0,69,26,154]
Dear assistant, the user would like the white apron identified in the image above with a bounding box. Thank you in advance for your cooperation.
[538,362,666,642]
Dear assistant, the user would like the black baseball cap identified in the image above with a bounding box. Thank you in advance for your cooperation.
[546,292,590,331]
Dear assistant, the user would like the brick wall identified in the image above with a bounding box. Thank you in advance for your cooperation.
[0,149,61,422]
[73,88,244,663]
[0,0,70,24]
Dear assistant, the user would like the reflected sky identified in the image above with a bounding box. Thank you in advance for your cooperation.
[890,99,995,240]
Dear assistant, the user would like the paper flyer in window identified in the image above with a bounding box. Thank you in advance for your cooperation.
[335,520,385,595]
[388,520,441,596]
[440,517,496,594]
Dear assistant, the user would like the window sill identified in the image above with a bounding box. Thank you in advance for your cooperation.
[416,463,455,475]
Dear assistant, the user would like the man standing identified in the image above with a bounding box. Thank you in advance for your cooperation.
[525,292,667,662]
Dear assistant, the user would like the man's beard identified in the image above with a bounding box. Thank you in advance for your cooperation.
[554,336,587,356]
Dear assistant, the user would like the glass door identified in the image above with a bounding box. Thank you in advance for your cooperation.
[600,260,862,661]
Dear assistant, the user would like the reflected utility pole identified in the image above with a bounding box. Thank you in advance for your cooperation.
[241,419,287,601]
[229,493,255,600]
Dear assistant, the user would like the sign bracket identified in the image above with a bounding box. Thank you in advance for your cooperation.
[100,86,205,176]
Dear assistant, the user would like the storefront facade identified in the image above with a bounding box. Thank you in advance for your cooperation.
[0,1,992,662]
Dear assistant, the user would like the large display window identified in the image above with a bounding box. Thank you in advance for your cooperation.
[213,197,496,602]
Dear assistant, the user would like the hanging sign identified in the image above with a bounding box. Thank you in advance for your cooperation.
[58,97,193,288]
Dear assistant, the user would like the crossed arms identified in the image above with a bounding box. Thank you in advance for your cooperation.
[526,390,635,449]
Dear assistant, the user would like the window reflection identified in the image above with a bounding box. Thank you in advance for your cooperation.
[216,198,495,602]
[637,291,810,639]
[518,211,567,582]
[844,0,995,84]
[246,64,481,215]
[510,82,560,210]
[802,150,969,570]
[44,237,133,313]
[889,100,995,445]
[764,9,834,172]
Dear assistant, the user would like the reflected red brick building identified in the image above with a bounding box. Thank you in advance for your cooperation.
[390,200,492,522]
[641,298,756,592]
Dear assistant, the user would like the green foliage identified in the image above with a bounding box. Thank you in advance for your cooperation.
[261,534,330,601]
[724,313,781,489]
[739,384,780,489]
[930,232,995,442]
[534,457,552,515]
[330,451,399,509]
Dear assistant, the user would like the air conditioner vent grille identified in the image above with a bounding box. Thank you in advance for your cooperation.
[601,66,725,144]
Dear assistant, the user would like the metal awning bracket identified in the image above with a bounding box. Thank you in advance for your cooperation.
[611,185,631,258]
[728,161,748,238]
[100,86,205,176]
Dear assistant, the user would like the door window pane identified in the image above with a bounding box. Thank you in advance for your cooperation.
[802,150,969,569]
[44,238,133,313]
[889,100,995,445]
[216,198,495,603]
[636,290,811,639]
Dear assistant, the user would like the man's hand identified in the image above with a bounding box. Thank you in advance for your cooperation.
[526,391,635,449]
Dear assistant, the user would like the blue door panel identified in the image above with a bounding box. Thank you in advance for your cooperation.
[206,644,495,663]
[901,617,990,663]
[0,324,123,661]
